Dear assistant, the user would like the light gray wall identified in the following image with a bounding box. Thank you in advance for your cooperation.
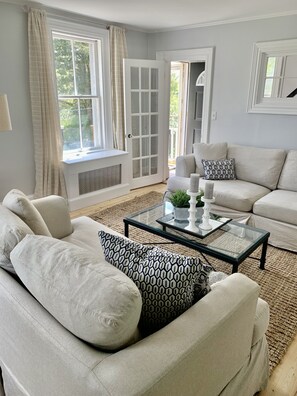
[0,3,149,201]
[126,30,149,59]
[1,3,296,201]
[0,3,35,200]
[148,15,297,150]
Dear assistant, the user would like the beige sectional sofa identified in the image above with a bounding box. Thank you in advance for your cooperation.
[167,142,297,252]
[0,192,270,395]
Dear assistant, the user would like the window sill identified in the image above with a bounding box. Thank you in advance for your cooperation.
[62,149,128,165]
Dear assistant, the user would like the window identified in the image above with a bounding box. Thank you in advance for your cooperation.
[49,19,112,155]
[247,38,297,115]
[263,55,297,98]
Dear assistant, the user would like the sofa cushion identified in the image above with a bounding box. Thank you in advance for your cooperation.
[193,142,227,176]
[0,206,34,273]
[199,179,270,212]
[227,145,286,190]
[253,190,297,226]
[277,150,297,192]
[10,235,142,351]
[32,195,73,239]
[3,189,51,236]
[99,231,211,333]
[201,158,236,180]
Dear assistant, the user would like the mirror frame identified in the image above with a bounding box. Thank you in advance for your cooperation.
[247,38,297,115]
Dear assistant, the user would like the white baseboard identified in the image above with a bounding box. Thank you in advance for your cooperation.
[67,183,130,211]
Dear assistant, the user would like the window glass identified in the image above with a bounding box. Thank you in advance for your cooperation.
[141,68,149,89]
[50,22,111,154]
[131,116,140,136]
[131,67,139,89]
[265,57,276,78]
[141,115,149,135]
[151,68,158,89]
[53,34,100,153]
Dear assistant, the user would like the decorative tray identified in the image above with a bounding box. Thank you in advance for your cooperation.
[156,213,231,239]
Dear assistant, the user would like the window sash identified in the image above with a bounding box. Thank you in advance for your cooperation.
[48,18,113,154]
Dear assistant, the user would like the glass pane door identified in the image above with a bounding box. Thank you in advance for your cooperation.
[124,60,165,189]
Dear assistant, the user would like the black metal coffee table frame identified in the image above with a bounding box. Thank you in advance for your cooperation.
[123,203,270,274]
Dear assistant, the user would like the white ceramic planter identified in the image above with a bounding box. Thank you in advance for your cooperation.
[173,207,203,222]
[173,207,189,222]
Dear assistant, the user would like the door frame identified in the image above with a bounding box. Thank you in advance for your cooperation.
[156,48,214,174]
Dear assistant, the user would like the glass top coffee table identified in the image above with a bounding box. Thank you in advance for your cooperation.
[123,202,270,273]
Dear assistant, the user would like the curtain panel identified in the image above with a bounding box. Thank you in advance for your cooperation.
[109,26,128,151]
[28,9,67,198]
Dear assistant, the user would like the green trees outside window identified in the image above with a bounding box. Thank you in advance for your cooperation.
[53,35,100,152]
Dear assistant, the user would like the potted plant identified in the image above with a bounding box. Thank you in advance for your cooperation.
[169,190,204,221]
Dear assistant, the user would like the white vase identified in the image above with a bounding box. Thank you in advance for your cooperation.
[173,207,189,222]
[173,207,204,222]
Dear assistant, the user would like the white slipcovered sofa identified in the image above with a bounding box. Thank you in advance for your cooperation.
[0,191,269,396]
[167,142,297,252]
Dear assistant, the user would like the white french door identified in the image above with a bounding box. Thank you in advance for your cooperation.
[124,59,166,189]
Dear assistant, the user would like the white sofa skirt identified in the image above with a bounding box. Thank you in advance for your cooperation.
[209,204,297,253]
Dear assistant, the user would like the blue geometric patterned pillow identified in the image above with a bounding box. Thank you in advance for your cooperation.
[99,230,211,333]
[201,158,236,180]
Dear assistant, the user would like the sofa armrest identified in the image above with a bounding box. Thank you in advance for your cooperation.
[175,154,196,177]
[93,273,262,396]
[252,298,270,347]
[32,195,73,239]
[0,268,265,396]
[166,176,190,193]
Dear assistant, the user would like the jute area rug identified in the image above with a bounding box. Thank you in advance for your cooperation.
[89,191,297,374]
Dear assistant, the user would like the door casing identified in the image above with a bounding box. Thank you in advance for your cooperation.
[157,47,214,150]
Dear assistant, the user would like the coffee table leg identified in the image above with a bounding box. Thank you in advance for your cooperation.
[260,239,268,270]
[124,222,129,238]
[232,264,238,274]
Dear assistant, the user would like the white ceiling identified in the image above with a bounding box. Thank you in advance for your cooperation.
[10,0,297,31]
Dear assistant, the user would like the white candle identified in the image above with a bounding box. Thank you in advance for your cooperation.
[204,181,214,199]
[189,173,200,193]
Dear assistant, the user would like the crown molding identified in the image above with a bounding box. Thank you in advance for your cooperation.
[150,10,297,33]
[1,0,297,34]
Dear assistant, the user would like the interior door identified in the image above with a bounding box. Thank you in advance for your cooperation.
[124,59,166,189]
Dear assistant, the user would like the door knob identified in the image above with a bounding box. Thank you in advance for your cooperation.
[127,134,133,138]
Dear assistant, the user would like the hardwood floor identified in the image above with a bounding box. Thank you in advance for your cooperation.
[71,183,297,396]
[70,183,167,219]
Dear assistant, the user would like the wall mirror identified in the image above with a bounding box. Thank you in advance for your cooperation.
[247,38,297,115]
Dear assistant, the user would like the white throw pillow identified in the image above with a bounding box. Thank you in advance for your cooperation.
[11,235,142,351]
[32,195,73,239]
[193,142,228,176]
[0,205,34,273]
[3,189,51,236]
[227,145,286,190]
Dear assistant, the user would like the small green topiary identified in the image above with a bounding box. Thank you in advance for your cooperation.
[169,189,204,208]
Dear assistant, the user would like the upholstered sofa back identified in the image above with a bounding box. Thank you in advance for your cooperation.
[277,150,297,192]
[227,145,286,190]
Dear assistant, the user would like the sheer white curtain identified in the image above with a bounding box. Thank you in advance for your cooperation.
[109,26,128,151]
[28,9,67,198]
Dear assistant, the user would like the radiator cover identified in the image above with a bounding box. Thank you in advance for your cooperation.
[78,164,121,195]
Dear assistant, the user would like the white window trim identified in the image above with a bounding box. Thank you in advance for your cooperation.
[48,18,113,150]
[247,38,297,115]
